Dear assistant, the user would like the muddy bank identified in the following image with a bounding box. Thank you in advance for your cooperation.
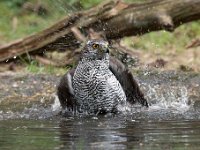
[0,70,200,112]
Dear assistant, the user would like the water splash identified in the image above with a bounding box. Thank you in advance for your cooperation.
[146,84,191,113]
[0,84,199,120]
[51,94,62,112]
[127,83,199,120]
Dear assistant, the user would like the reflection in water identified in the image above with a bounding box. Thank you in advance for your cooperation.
[57,117,200,150]
[58,116,143,150]
[1,117,200,150]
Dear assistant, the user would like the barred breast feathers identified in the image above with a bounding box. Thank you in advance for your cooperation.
[72,59,126,113]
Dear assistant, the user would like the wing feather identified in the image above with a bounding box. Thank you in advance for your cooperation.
[109,56,148,107]
[57,68,76,110]
[57,56,148,110]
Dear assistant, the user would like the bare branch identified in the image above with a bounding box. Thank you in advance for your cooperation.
[0,0,200,62]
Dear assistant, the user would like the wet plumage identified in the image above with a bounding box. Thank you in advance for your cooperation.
[57,39,148,114]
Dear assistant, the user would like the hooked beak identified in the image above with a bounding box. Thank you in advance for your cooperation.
[103,43,110,53]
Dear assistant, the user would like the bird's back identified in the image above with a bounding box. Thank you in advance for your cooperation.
[73,60,126,114]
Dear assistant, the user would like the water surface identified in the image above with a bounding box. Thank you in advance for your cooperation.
[1,116,200,150]
[1,85,200,150]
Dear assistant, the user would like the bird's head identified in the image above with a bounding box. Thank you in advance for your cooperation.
[81,39,110,61]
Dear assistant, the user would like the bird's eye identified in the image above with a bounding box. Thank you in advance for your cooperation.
[92,44,99,49]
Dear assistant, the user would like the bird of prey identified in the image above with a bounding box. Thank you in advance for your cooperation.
[57,39,148,114]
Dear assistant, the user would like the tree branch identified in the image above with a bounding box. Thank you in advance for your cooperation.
[0,0,200,62]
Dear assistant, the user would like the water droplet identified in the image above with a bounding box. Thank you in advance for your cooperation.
[92,116,98,120]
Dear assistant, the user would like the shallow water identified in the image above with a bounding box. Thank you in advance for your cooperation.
[1,85,200,150]
[1,117,200,150]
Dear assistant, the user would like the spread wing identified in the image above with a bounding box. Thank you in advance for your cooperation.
[57,57,148,109]
[57,68,76,110]
[109,56,148,107]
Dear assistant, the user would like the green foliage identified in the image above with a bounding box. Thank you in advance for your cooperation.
[1,0,27,8]
[0,0,200,73]
[123,21,200,53]
[0,0,105,43]
[79,0,101,9]
[25,60,44,73]
[18,55,65,74]
[24,60,66,74]
[124,0,147,3]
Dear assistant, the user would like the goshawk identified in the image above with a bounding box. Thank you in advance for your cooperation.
[57,39,148,114]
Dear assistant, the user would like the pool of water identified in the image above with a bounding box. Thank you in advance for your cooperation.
[1,85,200,150]
[1,116,200,150]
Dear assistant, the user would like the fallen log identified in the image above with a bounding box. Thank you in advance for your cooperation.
[0,0,200,62]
